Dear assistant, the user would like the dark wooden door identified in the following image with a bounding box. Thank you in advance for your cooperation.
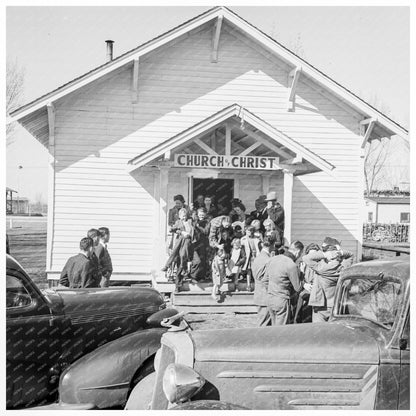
[193,178,234,214]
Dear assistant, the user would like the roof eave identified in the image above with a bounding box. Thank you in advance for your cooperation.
[8,6,224,124]
[8,6,408,141]
[128,104,334,175]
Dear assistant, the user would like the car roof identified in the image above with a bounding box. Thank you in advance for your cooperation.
[340,259,409,282]
[6,254,25,271]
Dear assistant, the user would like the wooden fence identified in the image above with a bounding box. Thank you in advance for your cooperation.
[363,223,410,243]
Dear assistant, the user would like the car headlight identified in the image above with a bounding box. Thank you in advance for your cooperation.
[162,363,205,404]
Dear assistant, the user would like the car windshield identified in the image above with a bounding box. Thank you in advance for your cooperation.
[336,276,402,329]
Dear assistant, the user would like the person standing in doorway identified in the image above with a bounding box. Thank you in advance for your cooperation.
[59,237,95,288]
[265,240,304,325]
[203,195,217,221]
[193,194,205,211]
[251,235,275,326]
[265,191,285,246]
[96,227,113,288]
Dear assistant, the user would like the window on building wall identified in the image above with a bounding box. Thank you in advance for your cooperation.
[368,212,373,222]
[400,212,410,223]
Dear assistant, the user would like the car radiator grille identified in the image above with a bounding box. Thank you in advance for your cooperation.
[151,344,175,410]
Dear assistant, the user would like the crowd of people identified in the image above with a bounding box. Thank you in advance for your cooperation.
[55,192,353,325]
[162,191,286,300]
[252,236,353,326]
[58,227,112,288]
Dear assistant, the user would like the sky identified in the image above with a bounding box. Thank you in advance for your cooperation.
[5,4,411,202]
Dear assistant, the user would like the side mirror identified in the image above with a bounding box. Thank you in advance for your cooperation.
[399,338,408,350]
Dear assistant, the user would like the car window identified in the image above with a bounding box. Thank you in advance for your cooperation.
[6,274,32,308]
[336,277,402,329]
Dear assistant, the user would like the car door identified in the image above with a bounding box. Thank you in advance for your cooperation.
[6,267,66,408]
[398,311,410,409]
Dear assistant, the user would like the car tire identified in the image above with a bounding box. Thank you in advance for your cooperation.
[124,372,156,410]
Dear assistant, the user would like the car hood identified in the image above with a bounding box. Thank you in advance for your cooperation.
[191,321,380,364]
[50,287,164,318]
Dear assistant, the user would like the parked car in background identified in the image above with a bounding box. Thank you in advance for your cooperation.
[129,259,409,410]
[6,254,181,409]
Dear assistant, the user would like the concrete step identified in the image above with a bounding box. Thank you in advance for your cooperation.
[172,290,256,314]
[177,304,257,313]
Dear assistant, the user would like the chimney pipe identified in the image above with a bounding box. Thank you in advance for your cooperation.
[105,40,114,62]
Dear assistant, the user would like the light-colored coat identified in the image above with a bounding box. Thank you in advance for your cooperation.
[241,235,261,270]
[252,249,271,306]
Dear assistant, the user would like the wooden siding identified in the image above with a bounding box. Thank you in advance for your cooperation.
[50,22,363,277]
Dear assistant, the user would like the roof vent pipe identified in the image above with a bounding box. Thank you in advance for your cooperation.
[105,40,114,62]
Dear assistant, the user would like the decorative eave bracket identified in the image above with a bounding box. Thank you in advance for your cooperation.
[360,118,376,148]
[46,102,55,146]
[211,15,223,63]
[287,66,302,112]
[131,58,140,103]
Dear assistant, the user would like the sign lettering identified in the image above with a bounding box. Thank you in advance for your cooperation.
[174,154,279,170]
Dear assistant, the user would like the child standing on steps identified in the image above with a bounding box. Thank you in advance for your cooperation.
[226,238,246,288]
[211,248,228,302]
[241,225,261,292]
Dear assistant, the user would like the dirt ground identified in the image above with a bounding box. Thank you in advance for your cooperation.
[6,217,48,289]
[6,216,257,328]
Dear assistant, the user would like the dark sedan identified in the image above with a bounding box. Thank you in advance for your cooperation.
[6,254,179,409]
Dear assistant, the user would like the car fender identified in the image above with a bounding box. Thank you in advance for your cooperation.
[59,327,166,409]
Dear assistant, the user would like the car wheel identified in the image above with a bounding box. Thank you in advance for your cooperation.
[124,372,156,410]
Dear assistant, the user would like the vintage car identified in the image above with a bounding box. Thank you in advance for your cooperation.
[128,259,409,410]
[6,254,181,409]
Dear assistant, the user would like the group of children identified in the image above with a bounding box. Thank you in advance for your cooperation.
[211,224,263,301]
[163,192,285,300]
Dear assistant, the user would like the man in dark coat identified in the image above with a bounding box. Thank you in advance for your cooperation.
[265,191,285,245]
[87,228,102,287]
[265,240,304,325]
[251,235,275,326]
[59,237,95,288]
[96,227,113,288]
[249,195,268,230]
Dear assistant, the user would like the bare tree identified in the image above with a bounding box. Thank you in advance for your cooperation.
[6,59,25,145]
[361,94,409,193]
[364,138,390,194]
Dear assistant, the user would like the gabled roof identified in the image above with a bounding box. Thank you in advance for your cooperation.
[8,6,408,141]
[128,103,335,175]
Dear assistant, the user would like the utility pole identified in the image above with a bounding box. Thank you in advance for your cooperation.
[17,165,22,215]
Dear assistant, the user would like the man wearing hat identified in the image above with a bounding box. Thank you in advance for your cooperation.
[249,195,268,229]
[265,191,285,246]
